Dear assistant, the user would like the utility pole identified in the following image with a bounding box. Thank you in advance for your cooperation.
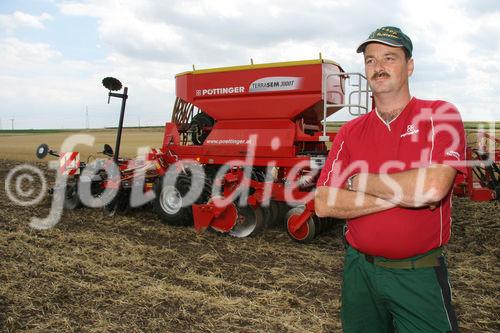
[138,115,141,128]
[85,105,89,129]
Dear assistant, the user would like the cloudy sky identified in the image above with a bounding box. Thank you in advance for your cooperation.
[0,0,499,129]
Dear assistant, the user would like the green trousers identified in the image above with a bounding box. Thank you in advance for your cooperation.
[341,246,459,333]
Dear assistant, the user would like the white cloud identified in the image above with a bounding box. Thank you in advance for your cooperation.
[0,36,175,129]
[0,37,106,129]
[1,0,499,129]
[0,11,52,33]
[401,0,500,120]
[0,37,61,72]
[59,0,402,65]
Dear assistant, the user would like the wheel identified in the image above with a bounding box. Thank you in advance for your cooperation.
[104,190,130,216]
[154,170,211,226]
[154,179,192,226]
[104,199,118,217]
[260,205,271,231]
[315,217,333,235]
[315,216,327,235]
[190,112,214,145]
[35,143,49,159]
[267,201,280,228]
[229,205,265,237]
[64,182,82,210]
[286,206,317,243]
[249,168,272,230]
[276,201,290,228]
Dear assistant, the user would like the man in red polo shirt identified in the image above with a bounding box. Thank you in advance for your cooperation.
[315,26,466,332]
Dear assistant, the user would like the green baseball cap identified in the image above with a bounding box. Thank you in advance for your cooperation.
[356,26,413,57]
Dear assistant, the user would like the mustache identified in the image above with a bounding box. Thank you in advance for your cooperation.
[372,71,390,80]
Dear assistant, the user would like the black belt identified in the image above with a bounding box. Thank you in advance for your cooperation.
[363,248,443,269]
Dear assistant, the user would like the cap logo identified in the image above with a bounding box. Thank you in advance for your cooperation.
[371,28,399,40]
[357,26,412,57]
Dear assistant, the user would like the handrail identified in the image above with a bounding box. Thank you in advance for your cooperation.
[321,72,371,140]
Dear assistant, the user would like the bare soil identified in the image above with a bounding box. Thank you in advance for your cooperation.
[0,158,499,332]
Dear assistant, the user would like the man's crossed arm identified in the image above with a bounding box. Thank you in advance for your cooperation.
[315,165,457,219]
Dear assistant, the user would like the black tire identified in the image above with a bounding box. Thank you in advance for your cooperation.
[154,170,212,226]
[314,217,324,235]
[259,205,271,231]
[276,201,290,228]
[267,201,280,228]
[190,112,214,145]
[249,168,272,230]
[104,189,130,216]
[64,182,82,210]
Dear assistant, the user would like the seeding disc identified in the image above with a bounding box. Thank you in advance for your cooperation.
[229,206,264,238]
[210,202,238,233]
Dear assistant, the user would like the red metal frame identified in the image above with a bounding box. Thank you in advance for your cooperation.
[159,60,345,236]
[454,130,499,201]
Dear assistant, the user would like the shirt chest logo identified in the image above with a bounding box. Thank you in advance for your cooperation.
[400,124,419,138]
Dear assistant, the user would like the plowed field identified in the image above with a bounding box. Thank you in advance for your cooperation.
[0,128,499,332]
[0,126,500,333]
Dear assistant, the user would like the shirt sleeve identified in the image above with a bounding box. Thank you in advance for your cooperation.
[429,101,467,175]
[316,125,351,188]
